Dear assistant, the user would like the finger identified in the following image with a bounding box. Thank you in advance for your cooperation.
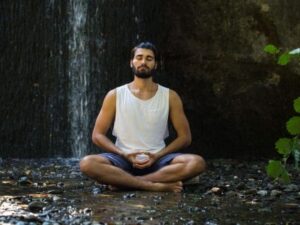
[134,163,149,169]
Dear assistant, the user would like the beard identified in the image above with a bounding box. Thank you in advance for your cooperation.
[132,65,156,79]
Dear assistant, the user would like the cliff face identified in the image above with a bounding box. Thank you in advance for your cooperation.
[161,0,300,158]
[0,1,299,158]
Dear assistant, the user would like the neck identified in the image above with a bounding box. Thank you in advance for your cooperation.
[131,76,155,90]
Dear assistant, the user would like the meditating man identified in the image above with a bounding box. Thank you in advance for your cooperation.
[80,42,206,192]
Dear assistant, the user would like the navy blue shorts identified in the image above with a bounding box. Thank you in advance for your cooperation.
[99,152,182,176]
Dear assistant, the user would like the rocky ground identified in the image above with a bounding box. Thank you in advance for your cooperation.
[0,158,299,225]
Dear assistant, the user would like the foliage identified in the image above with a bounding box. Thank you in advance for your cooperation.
[266,97,300,183]
[263,44,300,65]
[264,45,300,183]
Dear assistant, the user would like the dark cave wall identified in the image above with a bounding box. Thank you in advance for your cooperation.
[161,0,300,158]
[0,0,299,158]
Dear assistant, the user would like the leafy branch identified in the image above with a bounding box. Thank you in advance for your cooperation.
[266,97,300,183]
[264,44,300,183]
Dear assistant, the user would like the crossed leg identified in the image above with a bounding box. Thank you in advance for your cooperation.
[140,154,206,183]
[79,154,205,192]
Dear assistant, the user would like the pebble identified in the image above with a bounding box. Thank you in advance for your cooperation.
[284,184,299,192]
[28,201,45,212]
[18,176,32,186]
[123,193,136,199]
[211,187,221,194]
[16,222,27,225]
[56,182,64,188]
[48,189,64,194]
[92,187,102,195]
[83,208,92,215]
[270,190,282,197]
[283,203,299,209]
[244,188,257,195]
[257,190,268,197]
[52,195,61,202]
[257,207,272,213]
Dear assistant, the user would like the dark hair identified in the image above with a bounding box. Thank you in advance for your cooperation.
[130,42,158,60]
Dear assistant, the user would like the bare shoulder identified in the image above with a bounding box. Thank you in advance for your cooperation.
[106,88,117,98]
[169,89,183,107]
[104,89,116,102]
[101,88,117,110]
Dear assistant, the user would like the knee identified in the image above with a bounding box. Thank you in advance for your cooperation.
[79,156,89,173]
[190,155,206,174]
[79,155,98,174]
[195,155,206,172]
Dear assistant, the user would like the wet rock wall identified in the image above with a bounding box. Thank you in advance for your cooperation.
[161,0,300,158]
[0,0,165,158]
[0,0,299,158]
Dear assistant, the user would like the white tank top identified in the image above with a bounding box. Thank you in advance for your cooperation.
[113,84,169,154]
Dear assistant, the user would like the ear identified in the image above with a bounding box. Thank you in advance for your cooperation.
[154,62,158,69]
[130,60,133,68]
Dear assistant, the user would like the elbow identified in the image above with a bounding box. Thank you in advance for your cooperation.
[91,131,99,145]
[184,135,192,147]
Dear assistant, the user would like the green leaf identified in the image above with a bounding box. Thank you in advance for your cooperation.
[292,137,300,150]
[264,44,279,54]
[266,160,291,183]
[280,170,291,184]
[266,160,284,178]
[278,53,291,65]
[286,116,300,135]
[275,138,292,155]
[294,97,300,113]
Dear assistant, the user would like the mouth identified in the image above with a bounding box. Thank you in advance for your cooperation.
[138,66,149,70]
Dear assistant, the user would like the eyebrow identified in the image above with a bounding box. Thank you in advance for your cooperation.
[135,54,154,59]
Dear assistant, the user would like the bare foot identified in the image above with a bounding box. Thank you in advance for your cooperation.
[109,181,183,192]
[152,181,183,193]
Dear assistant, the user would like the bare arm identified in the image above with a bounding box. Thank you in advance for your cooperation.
[92,90,142,164]
[155,90,192,159]
[92,89,124,156]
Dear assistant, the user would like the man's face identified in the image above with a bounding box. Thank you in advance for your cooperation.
[131,48,157,79]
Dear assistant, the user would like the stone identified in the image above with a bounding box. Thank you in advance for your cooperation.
[244,188,257,195]
[283,203,299,209]
[211,187,222,195]
[18,176,32,186]
[257,190,268,197]
[16,222,27,225]
[284,184,299,192]
[52,195,61,202]
[28,201,45,212]
[48,189,64,194]
[270,190,282,197]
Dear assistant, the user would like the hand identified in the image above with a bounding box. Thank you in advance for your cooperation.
[123,151,157,169]
[132,152,157,169]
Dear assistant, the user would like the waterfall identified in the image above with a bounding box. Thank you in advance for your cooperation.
[67,0,89,158]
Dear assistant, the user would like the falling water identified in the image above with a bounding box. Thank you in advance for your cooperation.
[67,0,89,158]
